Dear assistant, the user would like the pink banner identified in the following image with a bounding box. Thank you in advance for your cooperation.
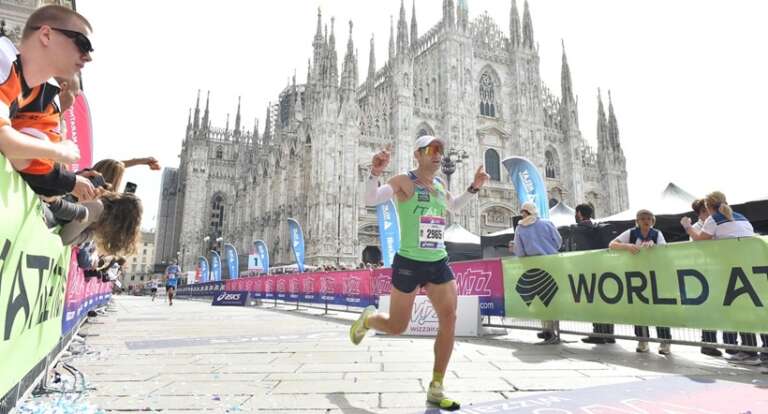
[62,93,93,171]
[209,260,504,315]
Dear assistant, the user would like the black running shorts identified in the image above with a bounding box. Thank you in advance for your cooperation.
[391,253,454,293]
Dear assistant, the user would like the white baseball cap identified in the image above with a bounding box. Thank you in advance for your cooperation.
[413,135,447,151]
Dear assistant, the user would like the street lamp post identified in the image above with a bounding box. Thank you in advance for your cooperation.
[441,148,469,192]
[202,236,210,257]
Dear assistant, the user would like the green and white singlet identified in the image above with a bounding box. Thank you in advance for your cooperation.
[396,171,448,262]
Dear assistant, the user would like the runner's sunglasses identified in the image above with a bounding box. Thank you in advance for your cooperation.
[420,145,444,156]
[32,26,93,54]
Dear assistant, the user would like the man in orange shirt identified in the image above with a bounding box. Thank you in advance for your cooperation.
[0,5,91,172]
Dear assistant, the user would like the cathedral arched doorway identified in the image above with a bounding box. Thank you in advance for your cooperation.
[362,246,382,265]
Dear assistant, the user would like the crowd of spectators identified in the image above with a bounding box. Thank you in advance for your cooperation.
[0,6,158,294]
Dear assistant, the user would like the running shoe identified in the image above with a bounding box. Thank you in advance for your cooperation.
[658,343,671,355]
[635,341,649,353]
[427,381,461,411]
[349,305,376,345]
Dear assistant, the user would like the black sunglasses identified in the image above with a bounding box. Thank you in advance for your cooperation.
[32,26,93,54]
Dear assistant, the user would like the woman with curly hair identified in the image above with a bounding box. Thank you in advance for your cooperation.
[60,191,143,257]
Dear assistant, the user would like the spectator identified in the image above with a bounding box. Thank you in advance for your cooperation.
[91,157,160,192]
[513,201,563,344]
[684,199,722,357]
[59,191,142,256]
[574,203,616,345]
[0,6,87,167]
[682,191,761,365]
[610,209,671,355]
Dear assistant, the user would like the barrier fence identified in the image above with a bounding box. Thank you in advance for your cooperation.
[178,237,768,352]
[0,156,113,413]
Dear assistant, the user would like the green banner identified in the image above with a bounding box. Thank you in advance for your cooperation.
[0,154,70,398]
[503,237,768,332]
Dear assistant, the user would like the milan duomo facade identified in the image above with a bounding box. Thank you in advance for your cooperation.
[157,0,629,271]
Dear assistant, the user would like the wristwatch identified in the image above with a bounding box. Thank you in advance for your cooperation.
[467,185,480,194]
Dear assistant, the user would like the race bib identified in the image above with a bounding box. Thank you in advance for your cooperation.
[419,216,445,249]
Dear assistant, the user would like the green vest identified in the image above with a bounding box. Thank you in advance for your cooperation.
[396,172,448,262]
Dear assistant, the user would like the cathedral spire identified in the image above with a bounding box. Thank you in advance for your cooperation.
[522,0,534,50]
[186,108,192,136]
[202,90,210,131]
[597,88,609,151]
[263,102,272,144]
[410,0,418,49]
[368,34,376,81]
[607,90,622,151]
[457,0,468,32]
[225,113,230,133]
[443,0,455,30]
[329,17,338,89]
[341,20,358,102]
[509,0,521,48]
[560,40,574,106]
[388,15,395,62]
[193,89,200,131]
[313,8,324,70]
[253,117,260,144]
[234,96,242,136]
[397,0,409,56]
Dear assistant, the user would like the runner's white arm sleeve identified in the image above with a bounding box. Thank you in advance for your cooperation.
[365,174,394,206]
[447,191,476,213]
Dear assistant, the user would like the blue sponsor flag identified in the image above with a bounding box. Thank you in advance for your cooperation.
[376,199,400,267]
[502,156,550,219]
[223,243,239,280]
[254,240,270,274]
[198,256,209,283]
[287,218,305,272]
[210,250,222,281]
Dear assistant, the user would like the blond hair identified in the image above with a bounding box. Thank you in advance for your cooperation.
[705,191,733,221]
[23,5,92,39]
[92,159,125,191]
[92,192,142,256]
[635,209,656,226]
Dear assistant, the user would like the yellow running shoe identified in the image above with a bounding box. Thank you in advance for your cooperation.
[427,381,461,411]
[349,305,376,345]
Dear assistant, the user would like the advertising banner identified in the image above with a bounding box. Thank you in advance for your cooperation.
[61,93,93,172]
[211,291,249,306]
[502,156,550,219]
[254,240,269,274]
[371,260,506,316]
[0,156,71,398]
[287,219,306,272]
[210,251,222,282]
[223,243,239,280]
[62,247,87,335]
[376,199,400,267]
[198,256,209,283]
[503,237,768,332]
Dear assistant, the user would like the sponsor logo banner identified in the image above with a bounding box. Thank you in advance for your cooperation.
[62,93,93,172]
[211,291,249,306]
[287,219,305,273]
[254,240,269,273]
[503,237,768,332]
[376,199,400,267]
[373,260,506,316]
[0,155,71,398]
[223,243,239,280]
[210,251,222,282]
[502,156,550,219]
[198,256,209,283]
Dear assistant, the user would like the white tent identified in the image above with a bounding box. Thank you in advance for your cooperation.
[600,182,697,221]
[445,223,481,244]
[549,201,576,228]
